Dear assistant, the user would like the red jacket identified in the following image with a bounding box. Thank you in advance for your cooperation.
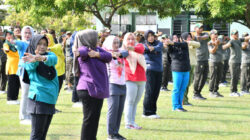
[124,43,147,82]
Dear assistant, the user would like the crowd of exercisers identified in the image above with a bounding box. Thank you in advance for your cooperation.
[0,23,249,140]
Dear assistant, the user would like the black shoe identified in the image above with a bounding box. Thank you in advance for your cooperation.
[55,109,62,113]
[193,95,207,100]
[214,92,224,97]
[116,133,126,140]
[210,92,219,98]
[183,102,192,106]
[107,134,123,140]
[174,108,188,112]
[161,87,170,91]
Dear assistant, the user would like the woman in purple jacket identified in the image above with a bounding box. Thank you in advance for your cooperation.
[73,29,112,140]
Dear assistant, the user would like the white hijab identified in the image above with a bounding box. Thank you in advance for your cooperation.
[122,33,146,74]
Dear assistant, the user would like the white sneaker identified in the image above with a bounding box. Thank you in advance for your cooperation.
[0,90,6,94]
[72,102,82,108]
[20,119,31,125]
[142,114,160,119]
[7,100,20,105]
[219,83,227,87]
[229,92,240,97]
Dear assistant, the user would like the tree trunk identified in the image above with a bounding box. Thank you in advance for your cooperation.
[246,2,250,28]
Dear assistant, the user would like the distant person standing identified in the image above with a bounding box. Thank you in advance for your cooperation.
[207,29,224,98]
[240,32,250,95]
[0,27,7,94]
[142,30,163,119]
[223,29,250,97]
[181,32,200,106]
[161,34,171,91]
[64,31,74,91]
[192,23,210,100]
[3,30,20,104]
[166,36,190,112]
[219,35,230,86]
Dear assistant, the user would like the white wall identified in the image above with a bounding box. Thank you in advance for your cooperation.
[230,22,250,37]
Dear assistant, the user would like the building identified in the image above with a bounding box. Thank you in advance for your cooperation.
[96,12,250,37]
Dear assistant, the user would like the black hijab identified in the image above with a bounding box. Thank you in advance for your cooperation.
[144,30,158,46]
[23,35,56,83]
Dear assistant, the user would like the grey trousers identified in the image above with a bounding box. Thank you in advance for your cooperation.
[65,58,74,85]
[19,77,31,120]
[209,62,223,92]
[124,81,145,125]
[229,63,241,93]
[240,63,250,92]
[107,94,126,135]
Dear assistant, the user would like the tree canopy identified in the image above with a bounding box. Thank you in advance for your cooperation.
[5,0,183,28]
[183,0,250,28]
[4,0,250,29]
[2,9,93,33]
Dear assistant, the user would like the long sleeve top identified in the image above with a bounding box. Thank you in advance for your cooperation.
[167,42,191,72]
[124,43,147,81]
[143,41,163,72]
[22,52,59,104]
[77,46,112,99]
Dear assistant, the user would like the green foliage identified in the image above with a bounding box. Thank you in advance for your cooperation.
[2,9,93,33]
[184,0,250,28]
[5,0,184,28]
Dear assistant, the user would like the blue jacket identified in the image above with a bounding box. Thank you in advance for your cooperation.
[22,52,59,104]
[143,41,163,72]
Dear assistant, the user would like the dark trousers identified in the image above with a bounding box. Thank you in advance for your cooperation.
[72,76,79,102]
[162,61,171,87]
[7,74,20,100]
[183,65,195,104]
[77,90,103,140]
[0,61,7,91]
[193,61,209,96]
[240,63,250,92]
[58,75,64,94]
[143,70,162,115]
[229,63,241,92]
[30,114,53,140]
[221,60,229,83]
[209,62,223,92]
[107,95,126,135]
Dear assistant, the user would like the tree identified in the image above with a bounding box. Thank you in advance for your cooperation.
[183,0,250,28]
[2,9,93,33]
[5,0,184,29]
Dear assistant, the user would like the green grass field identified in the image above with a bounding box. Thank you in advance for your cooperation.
[1,83,250,140]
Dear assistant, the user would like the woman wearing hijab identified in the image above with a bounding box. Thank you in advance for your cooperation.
[122,32,146,130]
[46,34,65,94]
[166,36,191,112]
[103,35,128,140]
[3,30,21,104]
[18,26,35,124]
[142,30,163,119]
[22,34,59,140]
[74,29,112,140]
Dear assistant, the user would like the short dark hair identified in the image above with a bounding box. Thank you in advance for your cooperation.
[49,29,56,35]
[14,26,21,30]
